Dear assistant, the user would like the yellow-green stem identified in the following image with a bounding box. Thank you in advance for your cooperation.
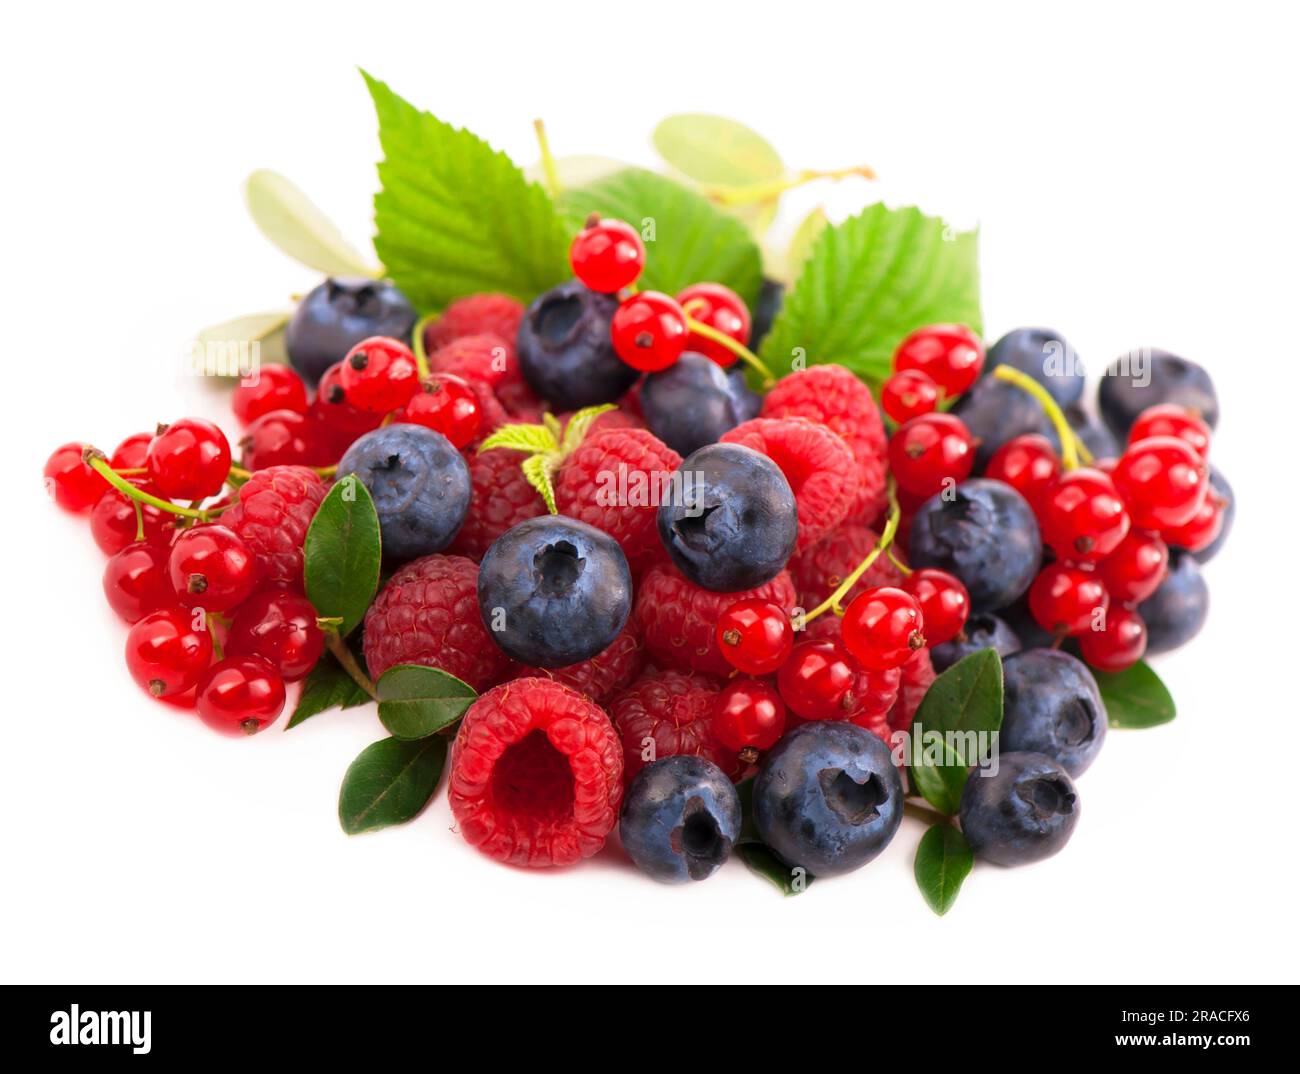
[533,119,561,198]
[411,311,436,379]
[701,165,877,207]
[685,316,775,386]
[86,454,211,521]
[990,366,1092,469]
[325,632,378,701]
[805,480,902,623]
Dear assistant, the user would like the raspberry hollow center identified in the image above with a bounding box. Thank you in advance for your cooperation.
[491,730,574,823]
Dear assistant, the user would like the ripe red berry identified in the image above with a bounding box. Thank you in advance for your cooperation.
[1112,435,1209,531]
[90,482,174,555]
[1129,404,1211,461]
[1098,530,1168,603]
[777,639,863,720]
[1079,605,1148,673]
[195,655,286,735]
[841,586,927,671]
[225,590,324,682]
[239,409,334,470]
[1027,563,1109,637]
[44,443,108,511]
[338,336,421,413]
[715,598,794,675]
[1038,467,1131,563]
[881,369,940,424]
[888,413,975,498]
[168,524,259,612]
[310,360,386,449]
[1160,495,1223,554]
[231,365,309,426]
[611,291,688,372]
[570,217,645,293]
[676,282,751,368]
[124,607,214,698]
[712,679,786,755]
[397,373,482,448]
[109,432,153,470]
[985,434,1061,508]
[900,568,969,646]
[103,543,173,623]
[892,324,984,396]
[147,418,232,499]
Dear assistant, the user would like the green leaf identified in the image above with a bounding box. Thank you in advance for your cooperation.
[303,475,382,637]
[190,310,290,379]
[338,736,447,835]
[785,207,829,276]
[759,204,982,385]
[913,822,973,916]
[478,423,558,456]
[376,664,477,740]
[652,114,785,188]
[524,154,628,190]
[908,649,1004,815]
[556,168,763,307]
[1094,660,1176,728]
[364,71,571,310]
[244,169,376,277]
[739,844,813,896]
[286,648,372,729]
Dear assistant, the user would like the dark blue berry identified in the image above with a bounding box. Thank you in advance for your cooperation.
[907,478,1042,613]
[749,278,784,351]
[960,751,1079,866]
[516,279,638,409]
[954,378,1059,470]
[725,366,764,422]
[983,327,1084,407]
[1065,405,1121,461]
[1139,551,1208,654]
[478,516,631,668]
[930,613,1021,673]
[336,424,470,562]
[1189,467,1233,563]
[657,443,797,592]
[1000,598,1057,651]
[1098,349,1218,440]
[619,755,741,883]
[641,352,745,457]
[1000,650,1106,776]
[286,277,416,386]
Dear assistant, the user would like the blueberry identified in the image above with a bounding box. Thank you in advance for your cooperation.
[930,613,1021,673]
[619,755,741,883]
[657,443,797,592]
[336,424,470,562]
[1000,598,1057,651]
[516,279,638,409]
[641,353,745,456]
[907,478,1042,612]
[749,278,784,351]
[1064,405,1120,461]
[983,327,1084,408]
[478,516,632,667]
[725,366,764,422]
[959,751,1079,866]
[954,378,1059,470]
[753,722,903,877]
[1189,467,1233,563]
[1000,650,1106,776]
[286,277,416,386]
[1098,349,1219,440]
[1139,551,1208,654]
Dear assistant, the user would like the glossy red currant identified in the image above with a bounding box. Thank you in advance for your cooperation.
[124,607,214,698]
[887,413,975,499]
[398,373,482,448]
[339,336,421,413]
[231,365,309,426]
[225,591,324,682]
[195,655,286,735]
[103,543,173,623]
[239,409,334,470]
[676,282,751,368]
[1160,494,1223,553]
[1038,467,1131,563]
[109,432,154,471]
[44,443,108,511]
[1079,605,1147,673]
[1128,404,1211,461]
[168,524,259,612]
[900,568,969,646]
[881,369,940,424]
[611,291,689,372]
[1112,435,1208,531]
[147,418,231,499]
[841,586,926,671]
[1027,563,1109,637]
[309,360,386,448]
[569,217,645,293]
[89,482,174,555]
[1098,530,1168,603]
[715,598,794,676]
[892,323,984,396]
[985,434,1061,509]
[777,639,863,721]
[712,679,787,756]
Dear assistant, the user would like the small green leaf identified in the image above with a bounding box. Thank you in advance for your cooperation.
[190,311,290,379]
[338,736,447,835]
[286,648,372,729]
[524,154,628,189]
[244,169,376,277]
[785,207,829,276]
[739,844,813,896]
[478,423,558,456]
[652,114,784,188]
[303,475,382,637]
[914,822,973,916]
[521,454,559,514]
[1094,660,1176,728]
[376,664,477,740]
[559,404,616,453]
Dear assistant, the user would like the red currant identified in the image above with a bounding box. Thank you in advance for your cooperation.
[900,568,969,646]
[225,591,324,682]
[881,369,940,424]
[1160,494,1223,554]
[44,442,108,511]
[985,434,1061,508]
[1079,605,1147,673]
[777,639,863,720]
[239,409,334,470]
[1038,467,1131,562]
[89,482,174,555]
[398,373,482,448]
[841,586,926,671]
[124,607,214,698]
[147,418,232,499]
[892,324,984,396]
[676,282,751,368]
[715,598,794,675]
[109,432,153,470]
[1027,563,1109,637]
[1112,435,1208,531]
[1128,404,1211,461]
[339,336,421,413]
[1098,530,1168,603]
[231,365,309,426]
[310,360,386,449]
[611,291,688,372]
[887,413,975,499]
[168,524,259,612]
[569,217,645,293]
[712,679,786,755]
[195,655,286,735]
[103,543,173,623]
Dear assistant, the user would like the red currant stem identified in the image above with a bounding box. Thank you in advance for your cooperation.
[228,465,254,482]
[316,615,345,630]
[684,315,775,387]
[84,454,211,521]
[701,165,877,207]
[533,118,561,198]
[132,499,146,541]
[990,366,1092,469]
[904,799,951,825]
[324,632,378,702]
[411,312,435,379]
[886,547,913,576]
[113,467,147,477]
[804,478,902,623]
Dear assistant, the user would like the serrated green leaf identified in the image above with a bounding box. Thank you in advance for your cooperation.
[786,207,829,276]
[303,475,382,637]
[521,453,559,514]
[524,154,628,189]
[376,664,477,740]
[364,71,571,310]
[338,736,447,835]
[556,168,763,307]
[286,649,373,729]
[914,822,973,916]
[244,169,376,277]
[652,114,784,188]
[759,204,981,385]
[1094,660,1176,728]
[478,423,558,455]
[739,844,813,896]
[559,404,616,453]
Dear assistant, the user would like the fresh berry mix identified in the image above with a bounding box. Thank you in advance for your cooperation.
[45,83,1231,912]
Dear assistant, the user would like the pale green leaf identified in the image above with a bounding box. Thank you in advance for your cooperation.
[244,169,376,277]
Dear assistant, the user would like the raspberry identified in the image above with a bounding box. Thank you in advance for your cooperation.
[362,554,510,689]
[881,646,935,741]
[760,365,889,522]
[721,416,859,550]
[448,678,623,867]
[608,670,739,782]
[554,428,682,575]
[447,447,547,561]
[429,332,542,424]
[635,562,797,675]
[424,294,526,354]
[789,523,904,639]
[220,465,326,590]
[505,617,644,703]
[557,407,646,436]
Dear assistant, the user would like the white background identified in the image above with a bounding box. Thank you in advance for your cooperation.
[3,1,1295,984]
